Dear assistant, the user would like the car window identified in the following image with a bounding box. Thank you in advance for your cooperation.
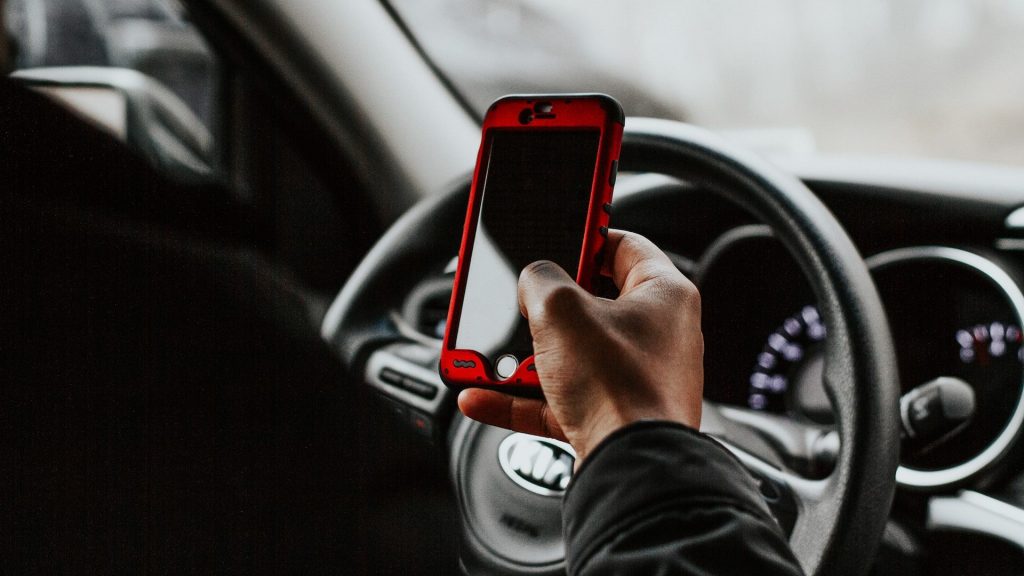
[5,0,222,179]
[391,0,1024,166]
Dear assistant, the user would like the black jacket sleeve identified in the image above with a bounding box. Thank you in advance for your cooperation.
[562,421,805,576]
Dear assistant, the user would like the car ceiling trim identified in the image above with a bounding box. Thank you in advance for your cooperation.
[866,246,1024,489]
[927,490,1024,550]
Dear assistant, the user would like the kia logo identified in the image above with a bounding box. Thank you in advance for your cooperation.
[498,433,576,497]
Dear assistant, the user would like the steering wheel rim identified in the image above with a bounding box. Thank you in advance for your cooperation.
[322,118,900,576]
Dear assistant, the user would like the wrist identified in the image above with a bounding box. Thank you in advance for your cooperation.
[570,406,701,466]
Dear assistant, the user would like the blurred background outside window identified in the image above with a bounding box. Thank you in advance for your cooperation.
[7,1,1021,167]
[392,0,1024,165]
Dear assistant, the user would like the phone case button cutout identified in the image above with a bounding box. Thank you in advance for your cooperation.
[495,355,519,380]
[608,159,619,186]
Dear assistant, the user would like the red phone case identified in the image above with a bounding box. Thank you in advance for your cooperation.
[439,94,624,395]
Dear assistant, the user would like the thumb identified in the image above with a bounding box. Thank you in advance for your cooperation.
[517,260,585,324]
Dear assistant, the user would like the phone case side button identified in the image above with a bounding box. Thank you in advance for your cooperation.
[599,226,609,237]
[608,159,619,187]
[603,202,613,215]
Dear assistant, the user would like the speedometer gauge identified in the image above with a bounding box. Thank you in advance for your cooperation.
[701,226,1024,489]
[956,322,1024,366]
[870,247,1024,489]
[748,305,827,418]
[743,247,1024,490]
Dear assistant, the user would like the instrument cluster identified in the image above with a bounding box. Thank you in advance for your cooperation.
[698,227,1024,490]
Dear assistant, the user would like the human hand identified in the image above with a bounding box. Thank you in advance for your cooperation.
[458,230,703,464]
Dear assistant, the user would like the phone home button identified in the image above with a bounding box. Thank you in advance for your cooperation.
[494,355,519,380]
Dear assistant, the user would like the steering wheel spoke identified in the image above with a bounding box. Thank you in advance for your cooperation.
[703,400,831,536]
[713,435,828,536]
[706,401,838,478]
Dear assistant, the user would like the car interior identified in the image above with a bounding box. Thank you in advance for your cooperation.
[4,1,1024,575]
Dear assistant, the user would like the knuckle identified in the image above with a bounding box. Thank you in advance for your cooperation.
[539,402,554,438]
[651,274,687,299]
[617,233,648,263]
[683,281,701,311]
[618,231,644,252]
[541,284,585,318]
[650,274,701,315]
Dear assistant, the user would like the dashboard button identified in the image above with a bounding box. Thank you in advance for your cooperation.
[401,376,438,400]
[380,368,403,386]
[378,393,408,420]
[409,409,434,438]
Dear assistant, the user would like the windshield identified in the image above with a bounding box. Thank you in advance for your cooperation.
[392,0,1023,165]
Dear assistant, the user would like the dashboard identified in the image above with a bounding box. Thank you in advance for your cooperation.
[387,158,1024,573]
[603,166,1024,496]
[697,226,1024,489]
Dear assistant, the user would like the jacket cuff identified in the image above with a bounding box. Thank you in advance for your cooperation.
[563,421,777,567]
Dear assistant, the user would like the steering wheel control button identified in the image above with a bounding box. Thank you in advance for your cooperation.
[378,394,408,420]
[494,355,518,380]
[452,359,476,368]
[400,376,438,400]
[379,368,403,386]
[409,409,434,438]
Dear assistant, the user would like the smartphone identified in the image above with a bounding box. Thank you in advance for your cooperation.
[440,94,624,396]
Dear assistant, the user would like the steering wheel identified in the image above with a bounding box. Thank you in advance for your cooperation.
[321,119,900,576]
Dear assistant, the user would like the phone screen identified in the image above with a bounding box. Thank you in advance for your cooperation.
[455,129,601,371]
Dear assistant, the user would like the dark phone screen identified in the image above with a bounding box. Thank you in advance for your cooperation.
[455,129,600,371]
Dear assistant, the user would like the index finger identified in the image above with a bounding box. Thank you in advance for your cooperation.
[602,230,681,294]
[457,388,567,441]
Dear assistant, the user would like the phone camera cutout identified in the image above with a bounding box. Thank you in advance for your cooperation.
[532,101,556,120]
[518,109,534,125]
[495,354,519,380]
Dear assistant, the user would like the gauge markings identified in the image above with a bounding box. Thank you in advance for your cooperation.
[957,322,1023,366]
[748,305,826,413]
